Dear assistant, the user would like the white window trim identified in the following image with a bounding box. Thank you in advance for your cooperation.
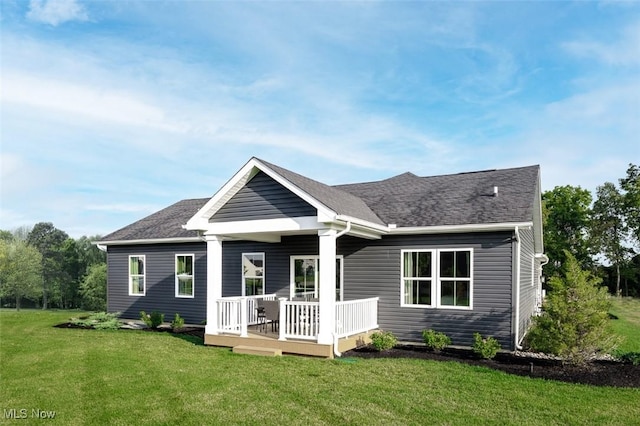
[400,248,474,310]
[128,255,146,296]
[175,254,195,298]
[289,255,344,301]
[242,252,265,296]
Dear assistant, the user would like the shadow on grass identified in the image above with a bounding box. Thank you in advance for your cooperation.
[169,330,205,346]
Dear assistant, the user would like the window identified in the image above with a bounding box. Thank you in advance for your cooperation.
[242,253,264,296]
[401,249,473,309]
[176,254,194,298]
[290,256,343,301]
[402,250,433,306]
[439,250,471,307]
[129,255,145,296]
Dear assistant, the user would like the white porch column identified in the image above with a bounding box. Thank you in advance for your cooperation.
[205,235,223,336]
[317,229,337,345]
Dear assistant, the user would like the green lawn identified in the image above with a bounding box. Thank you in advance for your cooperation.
[1,309,639,425]
[609,297,640,354]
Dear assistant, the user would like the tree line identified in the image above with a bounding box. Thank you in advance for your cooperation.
[543,163,639,296]
[0,223,106,310]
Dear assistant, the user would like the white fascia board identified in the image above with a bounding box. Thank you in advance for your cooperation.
[203,216,321,236]
[389,222,534,235]
[99,237,203,246]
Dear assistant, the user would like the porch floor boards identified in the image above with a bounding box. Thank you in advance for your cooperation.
[205,323,376,359]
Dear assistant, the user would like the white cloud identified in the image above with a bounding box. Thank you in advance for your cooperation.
[2,72,183,133]
[26,0,88,26]
[563,22,640,67]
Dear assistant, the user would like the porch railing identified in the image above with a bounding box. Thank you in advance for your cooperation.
[215,296,378,342]
[216,294,277,336]
[282,301,319,341]
[334,297,379,339]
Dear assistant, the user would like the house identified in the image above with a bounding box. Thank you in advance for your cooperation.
[99,157,546,357]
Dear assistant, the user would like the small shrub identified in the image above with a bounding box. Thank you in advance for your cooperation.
[72,312,121,330]
[617,352,640,366]
[370,330,397,351]
[472,333,501,359]
[140,310,164,329]
[422,329,451,351]
[171,313,185,331]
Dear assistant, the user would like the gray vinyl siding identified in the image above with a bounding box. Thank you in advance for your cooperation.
[339,232,515,349]
[210,171,317,222]
[221,236,319,298]
[219,232,515,349]
[107,243,207,324]
[518,227,536,343]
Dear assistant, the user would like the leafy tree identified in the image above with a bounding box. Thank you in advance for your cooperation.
[26,222,69,309]
[592,182,632,296]
[75,235,106,276]
[0,230,14,242]
[542,186,593,278]
[0,239,43,310]
[620,163,640,248]
[526,251,617,364]
[79,263,107,311]
[57,238,81,309]
[12,225,33,242]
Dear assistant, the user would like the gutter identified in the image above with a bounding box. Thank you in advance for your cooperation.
[513,226,523,350]
[388,221,533,235]
[97,237,203,246]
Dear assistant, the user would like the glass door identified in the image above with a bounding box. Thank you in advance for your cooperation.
[291,256,343,301]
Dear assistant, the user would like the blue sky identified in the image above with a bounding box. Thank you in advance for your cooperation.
[1,0,639,237]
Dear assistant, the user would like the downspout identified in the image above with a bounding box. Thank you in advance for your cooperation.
[333,221,351,357]
[514,226,522,350]
[335,221,352,238]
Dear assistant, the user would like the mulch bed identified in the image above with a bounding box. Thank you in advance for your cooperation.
[54,322,206,339]
[343,345,640,388]
[55,322,638,388]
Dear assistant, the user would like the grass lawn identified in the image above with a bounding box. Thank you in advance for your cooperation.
[609,297,640,353]
[1,310,639,425]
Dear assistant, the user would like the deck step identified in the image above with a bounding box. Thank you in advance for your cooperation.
[233,345,282,357]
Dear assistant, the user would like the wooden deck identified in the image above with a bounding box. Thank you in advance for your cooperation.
[204,324,375,359]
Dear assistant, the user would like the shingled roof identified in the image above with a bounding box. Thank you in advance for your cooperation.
[336,165,540,227]
[100,198,209,242]
[100,161,539,243]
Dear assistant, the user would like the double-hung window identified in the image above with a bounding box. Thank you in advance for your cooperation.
[129,255,145,296]
[439,250,471,308]
[176,254,194,298]
[242,253,264,296]
[402,250,433,306]
[401,249,473,309]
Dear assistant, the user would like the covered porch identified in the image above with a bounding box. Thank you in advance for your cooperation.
[204,294,379,358]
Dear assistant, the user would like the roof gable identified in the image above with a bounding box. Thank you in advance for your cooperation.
[210,171,317,222]
[185,157,385,231]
